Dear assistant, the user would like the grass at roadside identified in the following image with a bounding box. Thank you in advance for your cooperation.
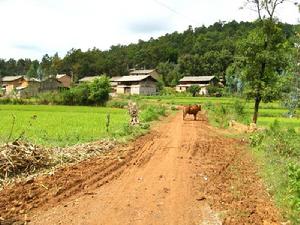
[250,122,300,225]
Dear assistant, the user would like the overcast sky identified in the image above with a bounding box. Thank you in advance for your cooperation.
[0,0,299,60]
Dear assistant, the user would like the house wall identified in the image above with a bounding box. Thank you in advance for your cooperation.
[17,82,40,98]
[57,75,71,88]
[199,87,208,95]
[116,79,157,95]
[2,78,26,95]
[176,86,188,92]
[130,85,140,95]
[176,84,208,95]
[40,78,61,92]
[116,86,125,94]
[139,80,156,95]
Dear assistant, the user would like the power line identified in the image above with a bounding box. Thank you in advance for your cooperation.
[150,0,200,25]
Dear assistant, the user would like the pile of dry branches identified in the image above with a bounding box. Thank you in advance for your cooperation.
[53,139,116,163]
[0,141,52,180]
[0,139,116,184]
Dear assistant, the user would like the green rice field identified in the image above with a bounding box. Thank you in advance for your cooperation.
[0,105,129,146]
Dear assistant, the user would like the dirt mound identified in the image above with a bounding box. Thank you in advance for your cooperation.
[229,120,264,133]
[0,113,281,225]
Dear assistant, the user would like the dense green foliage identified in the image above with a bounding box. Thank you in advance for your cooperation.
[250,121,300,224]
[37,75,111,106]
[235,19,292,123]
[0,21,296,86]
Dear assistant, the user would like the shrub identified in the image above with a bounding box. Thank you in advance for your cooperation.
[37,91,64,105]
[88,76,111,106]
[207,85,223,97]
[187,85,201,97]
[69,83,90,105]
[211,104,230,128]
[106,100,128,108]
[288,162,300,221]
[140,105,166,122]
[250,120,300,224]
[233,100,246,117]
[0,98,29,105]
[159,87,177,96]
[35,75,111,106]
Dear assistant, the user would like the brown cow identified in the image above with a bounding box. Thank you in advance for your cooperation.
[183,104,201,120]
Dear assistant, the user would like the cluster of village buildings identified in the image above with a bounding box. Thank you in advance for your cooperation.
[0,69,218,98]
[0,74,72,98]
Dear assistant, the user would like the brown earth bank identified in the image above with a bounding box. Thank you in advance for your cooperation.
[0,112,281,225]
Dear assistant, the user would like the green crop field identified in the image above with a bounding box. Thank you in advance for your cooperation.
[137,96,300,130]
[0,105,129,147]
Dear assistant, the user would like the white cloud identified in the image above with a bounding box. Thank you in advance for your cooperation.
[0,0,298,60]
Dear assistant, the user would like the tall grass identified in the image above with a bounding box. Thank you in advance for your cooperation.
[250,121,300,224]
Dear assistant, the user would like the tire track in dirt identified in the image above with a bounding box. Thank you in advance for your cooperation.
[0,112,281,225]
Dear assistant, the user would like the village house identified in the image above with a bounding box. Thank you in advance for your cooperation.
[56,74,72,88]
[116,75,158,95]
[16,78,41,98]
[1,75,26,95]
[0,75,64,98]
[176,76,217,95]
[40,77,63,92]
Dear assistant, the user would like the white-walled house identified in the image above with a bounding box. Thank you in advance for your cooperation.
[116,75,157,95]
[176,76,217,95]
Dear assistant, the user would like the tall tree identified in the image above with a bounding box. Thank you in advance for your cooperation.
[237,0,293,123]
[26,60,39,78]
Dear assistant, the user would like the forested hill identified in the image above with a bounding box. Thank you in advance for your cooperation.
[0,21,297,86]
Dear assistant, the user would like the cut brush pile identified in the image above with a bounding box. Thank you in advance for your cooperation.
[0,139,116,185]
[0,141,52,180]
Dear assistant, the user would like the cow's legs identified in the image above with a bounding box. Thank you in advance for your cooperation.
[194,113,197,120]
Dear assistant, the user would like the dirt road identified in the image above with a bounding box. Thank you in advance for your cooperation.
[0,112,281,225]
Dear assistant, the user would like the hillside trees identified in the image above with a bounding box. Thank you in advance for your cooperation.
[0,20,297,86]
[157,62,181,86]
[26,60,39,78]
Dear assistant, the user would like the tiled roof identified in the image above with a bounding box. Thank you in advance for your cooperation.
[79,76,100,82]
[1,75,24,82]
[179,76,215,82]
[129,69,155,75]
[117,75,156,82]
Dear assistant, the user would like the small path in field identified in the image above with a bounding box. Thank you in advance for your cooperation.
[0,112,281,225]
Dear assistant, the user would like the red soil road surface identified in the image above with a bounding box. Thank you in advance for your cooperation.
[0,112,281,225]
